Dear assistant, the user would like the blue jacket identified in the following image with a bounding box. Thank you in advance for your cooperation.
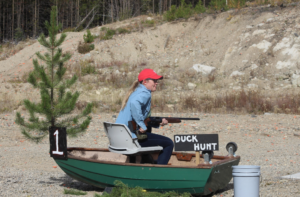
[116,84,151,138]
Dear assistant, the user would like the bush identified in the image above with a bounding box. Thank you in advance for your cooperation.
[14,28,24,41]
[195,1,206,13]
[101,28,116,40]
[84,29,94,43]
[100,180,191,197]
[77,42,94,54]
[142,20,155,27]
[64,188,87,195]
[117,28,130,34]
[82,64,96,76]
[209,0,227,10]
[163,0,194,21]
[62,27,75,33]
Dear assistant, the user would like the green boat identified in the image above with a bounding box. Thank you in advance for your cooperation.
[54,147,240,196]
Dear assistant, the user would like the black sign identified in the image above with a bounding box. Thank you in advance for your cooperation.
[49,127,67,160]
[174,134,219,151]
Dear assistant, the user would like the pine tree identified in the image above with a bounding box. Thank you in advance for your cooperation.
[15,6,92,143]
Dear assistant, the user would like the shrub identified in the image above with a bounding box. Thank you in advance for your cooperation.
[100,180,191,197]
[163,0,194,21]
[141,20,155,27]
[82,64,96,76]
[77,42,94,54]
[195,1,206,13]
[117,28,130,34]
[14,28,24,41]
[209,0,227,10]
[101,28,116,40]
[64,188,87,195]
[62,27,75,33]
[84,29,94,43]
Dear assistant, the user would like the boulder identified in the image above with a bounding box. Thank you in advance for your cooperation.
[188,82,197,90]
[251,40,272,52]
[192,64,216,76]
[230,71,244,77]
[291,74,300,87]
[247,84,258,89]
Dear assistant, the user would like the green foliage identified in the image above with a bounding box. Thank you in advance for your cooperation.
[83,29,94,43]
[15,6,92,143]
[78,42,94,54]
[164,0,198,21]
[195,1,206,13]
[142,20,155,27]
[64,188,87,195]
[100,180,191,197]
[14,28,24,41]
[117,28,130,34]
[62,27,75,33]
[81,63,96,76]
[100,28,116,40]
[209,0,227,10]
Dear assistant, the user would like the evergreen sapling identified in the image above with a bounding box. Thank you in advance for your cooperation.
[15,6,93,143]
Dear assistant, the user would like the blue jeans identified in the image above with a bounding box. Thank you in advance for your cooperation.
[138,133,174,165]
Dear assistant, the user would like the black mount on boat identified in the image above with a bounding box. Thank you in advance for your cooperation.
[202,151,214,164]
[226,142,238,156]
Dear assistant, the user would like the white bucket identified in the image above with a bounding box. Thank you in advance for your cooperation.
[232,165,260,197]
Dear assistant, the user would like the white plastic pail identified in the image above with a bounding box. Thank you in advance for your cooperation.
[232,165,260,197]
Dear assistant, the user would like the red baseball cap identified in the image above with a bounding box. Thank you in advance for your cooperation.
[138,69,163,82]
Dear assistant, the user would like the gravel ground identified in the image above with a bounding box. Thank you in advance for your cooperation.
[1,112,300,197]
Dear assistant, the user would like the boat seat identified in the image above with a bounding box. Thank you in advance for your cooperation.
[103,122,163,156]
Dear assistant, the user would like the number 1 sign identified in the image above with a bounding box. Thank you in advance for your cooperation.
[49,127,67,160]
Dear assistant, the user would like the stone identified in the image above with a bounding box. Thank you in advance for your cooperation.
[257,23,264,27]
[251,40,272,52]
[266,18,274,23]
[251,64,258,69]
[247,84,258,89]
[232,86,241,90]
[192,64,216,76]
[291,74,300,87]
[246,25,253,28]
[147,17,153,21]
[276,61,296,69]
[273,37,291,52]
[252,30,266,36]
[230,71,244,77]
[188,83,197,90]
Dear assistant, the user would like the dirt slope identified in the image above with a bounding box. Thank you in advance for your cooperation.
[0,3,300,111]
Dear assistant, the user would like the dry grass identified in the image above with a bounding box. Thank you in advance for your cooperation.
[0,39,36,61]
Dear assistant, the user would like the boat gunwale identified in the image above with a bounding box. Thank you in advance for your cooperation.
[66,147,240,169]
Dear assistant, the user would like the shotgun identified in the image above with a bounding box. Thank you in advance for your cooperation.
[131,117,200,131]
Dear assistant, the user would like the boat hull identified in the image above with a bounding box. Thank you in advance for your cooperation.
[54,148,240,195]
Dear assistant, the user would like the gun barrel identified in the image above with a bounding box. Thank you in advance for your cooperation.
[161,117,200,121]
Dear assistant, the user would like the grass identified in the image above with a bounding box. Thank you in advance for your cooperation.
[63,188,87,195]
[0,39,36,61]
[77,41,94,54]
[98,180,191,197]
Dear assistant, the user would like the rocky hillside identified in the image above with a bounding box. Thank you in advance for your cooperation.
[1,3,300,113]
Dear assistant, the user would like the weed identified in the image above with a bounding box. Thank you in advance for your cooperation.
[77,41,94,54]
[141,20,155,27]
[100,28,116,40]
[84,29,94,43]
[100,180,191,197]
[79,60,96,76]
[63,188,87,195]
[62,27,75,33]
[117,28,130,34]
